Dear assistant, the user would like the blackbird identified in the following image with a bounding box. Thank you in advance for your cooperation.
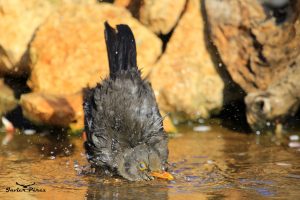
[83,22,173,181]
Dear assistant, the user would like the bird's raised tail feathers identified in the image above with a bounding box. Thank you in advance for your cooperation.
[104,22,138,79]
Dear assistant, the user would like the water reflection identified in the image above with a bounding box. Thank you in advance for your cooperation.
[86,181,168,200]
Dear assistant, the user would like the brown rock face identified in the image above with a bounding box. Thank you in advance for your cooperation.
[150,0,224,121]
[245,59,300,131]
[205,0,300,93]
[205,0,300,130]
[20,93,83,129]
[115,0,186,34]
[0,0,54,76]
[0,79,18,116]
[28,3,162,96]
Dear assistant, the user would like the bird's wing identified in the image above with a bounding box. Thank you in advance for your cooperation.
[134,82,169,163]
[84,86,115,169]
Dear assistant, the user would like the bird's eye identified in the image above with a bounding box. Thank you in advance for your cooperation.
[138,162,147,171]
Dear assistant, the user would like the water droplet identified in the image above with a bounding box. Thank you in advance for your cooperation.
[74,161,80,170]
[64,149,70,155]
[185,176,192,182]
[207,160,214,164]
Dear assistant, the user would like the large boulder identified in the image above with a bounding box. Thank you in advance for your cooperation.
[205,0,300,93]
[205,0,300,130]
[20,92,83,129]
[28,3,162,96]
[0,0,97,77]
[114,0,186,34]
[150,0,224,121]
[20,92,176,132]
[0,0,54,76]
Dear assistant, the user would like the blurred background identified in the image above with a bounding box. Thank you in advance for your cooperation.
[1,0,300,199]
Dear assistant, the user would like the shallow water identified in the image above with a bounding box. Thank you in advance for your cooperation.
[0,125,299,200]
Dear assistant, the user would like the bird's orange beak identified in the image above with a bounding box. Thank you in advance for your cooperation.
[150,171,174,181]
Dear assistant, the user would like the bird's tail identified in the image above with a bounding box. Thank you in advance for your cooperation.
[104,22,138,79]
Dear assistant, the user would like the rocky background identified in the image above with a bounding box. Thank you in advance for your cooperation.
[0,0,299,133]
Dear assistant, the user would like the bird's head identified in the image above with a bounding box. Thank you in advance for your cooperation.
[116,144,173,181]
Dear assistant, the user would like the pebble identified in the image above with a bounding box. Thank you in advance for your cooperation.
[193,125,211,132]
[24,129,36,135]
[198,119,205,124]
[49,156,56,160]
[289,135,299,141]
[288,142,300,148]
[276,162,291,167]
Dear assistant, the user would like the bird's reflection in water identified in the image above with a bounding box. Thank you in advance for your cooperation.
[86,180,168,200]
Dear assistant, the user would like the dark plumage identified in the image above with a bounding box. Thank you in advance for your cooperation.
[83,22,170,181]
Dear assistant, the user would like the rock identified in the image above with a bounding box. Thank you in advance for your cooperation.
[150,0,224,121]
[245,62,300,131]
[20,92,176,132]
[114,0,131,7]
[0,0,97,77]
[0,79,18,116]
[114,0,186,34]
[20,92,83,129]
[28,3,162,95]
[205,0,300,130]
[205,0,300,93]
[0,0,55,76]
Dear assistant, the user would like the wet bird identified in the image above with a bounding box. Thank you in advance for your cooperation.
[83,22,173,181]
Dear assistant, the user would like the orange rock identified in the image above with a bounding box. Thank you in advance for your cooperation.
[20,92,83,129]
[150,0,224,121]
[114,0,186,34]
[28,3,162,95]
[0,0,54,76]
[114,0,131,7]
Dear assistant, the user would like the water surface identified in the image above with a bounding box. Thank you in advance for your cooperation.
[0,125,299,199]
